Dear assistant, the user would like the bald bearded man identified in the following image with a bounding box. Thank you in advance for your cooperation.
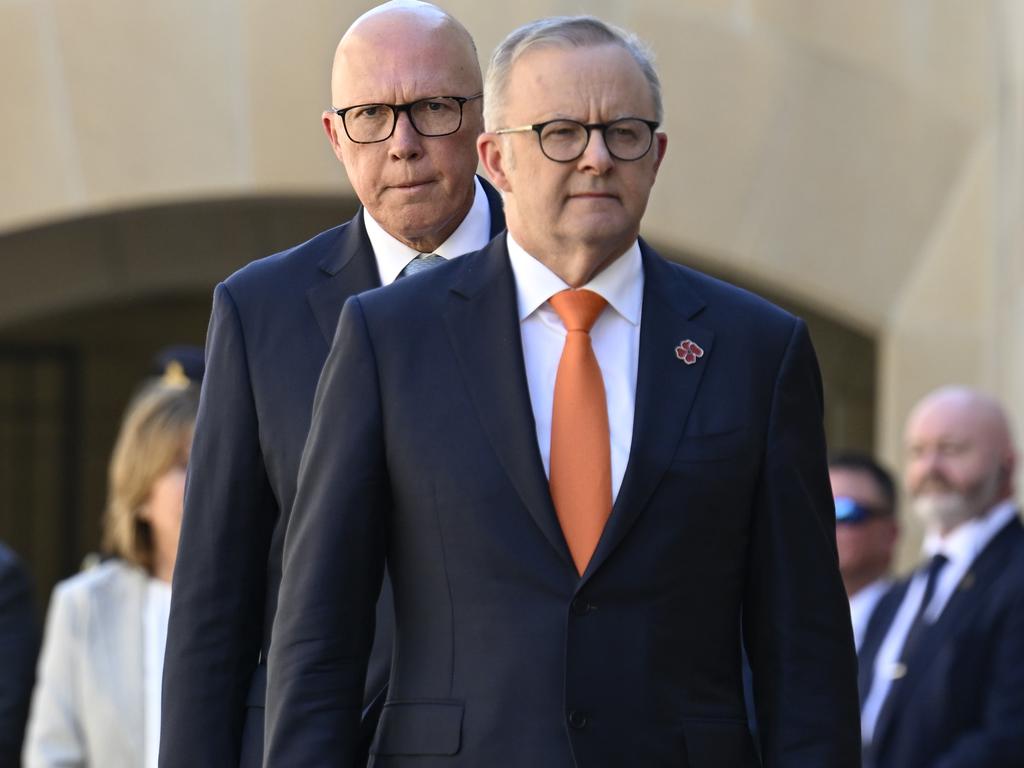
[159,4,504,766]
[860,387,1024,768]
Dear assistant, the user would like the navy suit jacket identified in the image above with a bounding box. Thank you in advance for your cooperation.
[160,180,505,768]
[862,515,1024,768]
[0,542,36,766]
[266,238,861,767]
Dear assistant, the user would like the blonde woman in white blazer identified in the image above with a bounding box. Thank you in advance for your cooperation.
[24,379,198,768]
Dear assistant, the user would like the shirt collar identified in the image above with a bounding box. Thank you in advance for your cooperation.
[506,232,643,326]
[923,499,1018,567]
[365,176,491,287]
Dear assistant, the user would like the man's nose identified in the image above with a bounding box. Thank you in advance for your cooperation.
[388,110,423,160]
[576,127,614,174]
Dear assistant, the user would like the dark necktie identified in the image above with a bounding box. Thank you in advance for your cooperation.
[896,553,948,670]
[399,253,445,278]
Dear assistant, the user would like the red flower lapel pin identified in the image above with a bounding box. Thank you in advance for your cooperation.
[675,339,704,365]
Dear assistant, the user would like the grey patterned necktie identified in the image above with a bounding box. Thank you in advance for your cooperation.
[399,253,446,278]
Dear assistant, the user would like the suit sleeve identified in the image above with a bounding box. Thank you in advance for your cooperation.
[22,583,84,768]
[0,551,37,765]
[266,295,389,767]
[742,319,862,767]
[160,283,277,767]
[933,585,1024,768]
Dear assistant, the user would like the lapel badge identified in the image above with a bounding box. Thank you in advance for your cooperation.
[958,571,976,591]
[675,339,704,365]
[887,661,907,681]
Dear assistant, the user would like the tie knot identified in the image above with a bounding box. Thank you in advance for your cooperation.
[400,253,446,278]
[549,289,607,333]
[927,552,949,576]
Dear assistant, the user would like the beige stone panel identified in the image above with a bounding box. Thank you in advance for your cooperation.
[879,134,997,572]
[235,1,355,193]
[731,49,971,330]
[46,0,248,206]
[686,0,993,128]
[0,2,85,228]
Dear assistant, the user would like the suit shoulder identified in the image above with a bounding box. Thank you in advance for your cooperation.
[222,220,355,301]
[676,260,796,326]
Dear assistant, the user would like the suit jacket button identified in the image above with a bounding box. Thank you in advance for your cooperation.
[570,597,594,616]
[567,710,588,729]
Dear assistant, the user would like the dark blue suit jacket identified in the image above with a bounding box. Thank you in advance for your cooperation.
[862,515,1024,768]
[266,238,861,767]
[160,180,505,768]
[0,542,36,766]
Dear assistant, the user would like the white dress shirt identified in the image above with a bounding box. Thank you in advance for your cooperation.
[364,176,493,286]
[506,233,643,502]
[861,500,1019,743]
[849,578,891,652]
[144,579,172,768]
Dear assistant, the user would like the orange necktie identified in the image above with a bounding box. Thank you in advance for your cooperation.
[548,289,612,576]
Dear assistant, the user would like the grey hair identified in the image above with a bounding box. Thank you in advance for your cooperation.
[483,16,663,130]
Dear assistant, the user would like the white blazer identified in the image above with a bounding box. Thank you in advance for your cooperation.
[23,560,147,767]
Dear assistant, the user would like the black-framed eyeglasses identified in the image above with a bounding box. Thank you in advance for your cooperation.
[494,117,659,162]
[329,94,482,144]
[834,496,890,525]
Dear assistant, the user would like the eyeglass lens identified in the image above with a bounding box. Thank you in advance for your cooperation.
[343,98,465,143]
[539,119,654,162]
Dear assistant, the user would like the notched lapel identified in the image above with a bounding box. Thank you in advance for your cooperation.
[307,211,382,345]
[443,241,573,570]
[584,247,712,582]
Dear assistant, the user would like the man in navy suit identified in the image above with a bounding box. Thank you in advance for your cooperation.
[860,386,1024,768]
[267,15,859,766]
[159,3,505,766]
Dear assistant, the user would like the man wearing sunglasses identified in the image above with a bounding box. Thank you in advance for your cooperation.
[829,453,901,652]
[268,15,859,766]
[159,3,505,767]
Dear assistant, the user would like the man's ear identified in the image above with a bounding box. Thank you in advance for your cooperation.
[322,112,346,165]
[477,133,512,193]
[652,132,668,174]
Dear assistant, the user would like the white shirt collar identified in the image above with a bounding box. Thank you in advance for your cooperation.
[365,176,492,287]
[505,232,643,326]
[848,578,890,650]
[923,498,1018,567]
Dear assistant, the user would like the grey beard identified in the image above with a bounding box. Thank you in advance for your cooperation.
[910,470,1002,533]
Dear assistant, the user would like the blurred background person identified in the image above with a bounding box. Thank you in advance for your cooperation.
[829,452,900,651]
[0,540,37,764]
[860,386,1024,768]
[23,376,199,768]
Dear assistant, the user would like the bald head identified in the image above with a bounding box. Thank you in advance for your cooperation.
[320,1,484,253]
[331,1,481,107]
[904,386,1016,535]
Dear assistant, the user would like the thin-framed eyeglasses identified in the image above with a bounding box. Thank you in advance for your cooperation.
[494,117,659,162]
[329,94,483,144]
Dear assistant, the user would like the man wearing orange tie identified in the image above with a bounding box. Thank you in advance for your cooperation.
[267,15,860,766]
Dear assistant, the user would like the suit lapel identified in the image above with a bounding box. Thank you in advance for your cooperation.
[443,238,573,569]
[582,244,712,581]
[307,209,382,346]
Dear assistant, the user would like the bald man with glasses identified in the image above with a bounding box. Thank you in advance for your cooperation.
[159,4,504,767]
